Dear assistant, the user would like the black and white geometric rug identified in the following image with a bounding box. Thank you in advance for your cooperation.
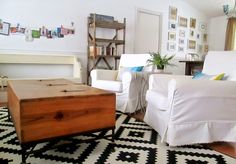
[0,107,235,164]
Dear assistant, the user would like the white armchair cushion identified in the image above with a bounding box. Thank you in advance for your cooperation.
[92,80,122,92]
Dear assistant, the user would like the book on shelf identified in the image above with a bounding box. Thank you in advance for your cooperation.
[96,46,102,56]
[89,46,95,57]
[89,45,116,56]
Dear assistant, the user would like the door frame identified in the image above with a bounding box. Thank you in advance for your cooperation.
[134,8,163,53]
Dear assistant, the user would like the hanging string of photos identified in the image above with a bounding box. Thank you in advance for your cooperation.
[0,19,75,42]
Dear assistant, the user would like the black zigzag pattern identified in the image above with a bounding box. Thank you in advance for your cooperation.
[0,107,234,164]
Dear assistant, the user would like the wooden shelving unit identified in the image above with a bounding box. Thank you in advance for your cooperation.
[87,14,126,84]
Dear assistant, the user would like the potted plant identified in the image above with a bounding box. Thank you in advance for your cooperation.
[147,52,175,72]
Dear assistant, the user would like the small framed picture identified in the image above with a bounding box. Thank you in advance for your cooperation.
[198,44,203,53]
[169,6,178,21]
[197,33,200,39]
[178,46,184,52]
[0,22,10,35]
[179,38,185,45]
[189,29,195,38]
[188,40,196,50]
[178,16,188,27]
[179,30,185,37]
[204,44,209,53]
[10,23,25,35]
[203,34,207,42]
[32,30,40,38]
[168,32,176,41]
[168,42,176,51]
[169,22,177,30]
[199,22,207,32]
[190,18,196,29]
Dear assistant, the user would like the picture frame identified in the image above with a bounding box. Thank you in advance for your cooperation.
[0,22,10,35]
[178,16,188,27]
[179,38,185,45]
[169,6,178,21]
[197,33,200,39]
[168,42,176,51]
[188,40,196,50]
[189,29,195,38]
[178,46,184,52]
[10,23,25,35]
[204,44,209,53]
[179,30,185,37]
[203,34,207,42]
[190,18,196,29]
[168,32,176,41]
[169,22,177,30]
[32,30,40,38]
[199,22,207,32]
[198,44,203,53]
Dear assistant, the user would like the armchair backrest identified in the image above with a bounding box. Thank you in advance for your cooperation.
[202,51,236,75]
[119,54,151,70]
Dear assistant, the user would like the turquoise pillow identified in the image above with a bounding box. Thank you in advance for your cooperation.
[130,66,144,72]
[116,66,144,81]
[192,71,225,80]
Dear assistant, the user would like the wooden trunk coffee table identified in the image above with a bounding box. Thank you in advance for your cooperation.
[7,79,116,163]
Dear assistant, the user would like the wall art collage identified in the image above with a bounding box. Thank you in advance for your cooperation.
[168,6,208,58]
[0,19,75,42]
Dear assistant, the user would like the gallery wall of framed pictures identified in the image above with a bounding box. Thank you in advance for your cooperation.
[0,19,75,42]
[167,6,208,60]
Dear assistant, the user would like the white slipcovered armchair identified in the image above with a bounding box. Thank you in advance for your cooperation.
[144,51,236,146]
[91,54,151,113]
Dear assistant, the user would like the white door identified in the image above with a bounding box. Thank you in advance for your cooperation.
[134,9,162,53]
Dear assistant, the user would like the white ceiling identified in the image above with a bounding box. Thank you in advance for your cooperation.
[181,0,235,18]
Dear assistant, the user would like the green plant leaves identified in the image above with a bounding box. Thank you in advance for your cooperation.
[147,52,175,69]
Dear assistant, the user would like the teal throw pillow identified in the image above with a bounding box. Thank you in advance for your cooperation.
[116,66,144,81]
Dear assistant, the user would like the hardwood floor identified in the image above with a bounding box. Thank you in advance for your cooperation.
[207,142,236,159]
[130,110,236,159]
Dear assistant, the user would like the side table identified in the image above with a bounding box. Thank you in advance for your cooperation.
[137,71,172,112]
[179,60,204,75]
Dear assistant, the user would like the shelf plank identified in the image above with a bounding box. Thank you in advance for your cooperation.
[89,38,124,45]
[90,21,125,30]
[88,55,120,59]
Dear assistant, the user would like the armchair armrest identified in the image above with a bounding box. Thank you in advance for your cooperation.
[121,71,149,95]
[171,78,236,97]
[91,69,118,81]
[168,79,236,123]
[122,71,149,82]
[149,74,192,91]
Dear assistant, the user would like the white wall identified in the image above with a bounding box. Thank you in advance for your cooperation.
[208,16,228,51]
[0,0,209,80]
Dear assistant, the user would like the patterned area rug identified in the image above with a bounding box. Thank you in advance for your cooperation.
[0,107,235,164]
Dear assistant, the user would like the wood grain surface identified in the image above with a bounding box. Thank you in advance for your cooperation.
[7,79,115,143]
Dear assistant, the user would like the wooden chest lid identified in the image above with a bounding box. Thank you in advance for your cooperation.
[8,79,114,102]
